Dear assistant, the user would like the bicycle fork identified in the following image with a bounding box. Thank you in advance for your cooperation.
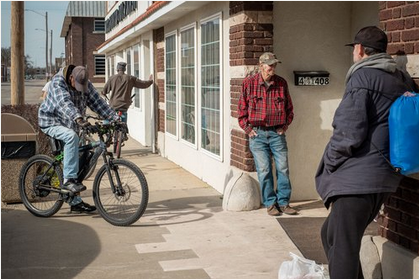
[103,155,126,197]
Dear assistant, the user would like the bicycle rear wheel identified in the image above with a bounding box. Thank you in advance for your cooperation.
[93,159,148,226]
[19,154,64,217]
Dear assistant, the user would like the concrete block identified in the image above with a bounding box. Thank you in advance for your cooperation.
[223,172,261,211]
[360,235,382,279]
[1,159,29,203]
[373,236,419,279]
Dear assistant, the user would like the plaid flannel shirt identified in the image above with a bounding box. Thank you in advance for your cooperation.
[238,73,294,134]
[38,73,119,132]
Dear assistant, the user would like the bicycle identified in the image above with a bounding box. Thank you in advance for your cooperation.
[18,118,149,226]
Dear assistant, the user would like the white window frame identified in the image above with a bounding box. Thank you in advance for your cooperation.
[199,13,223,160]
[132,44,142,110]
[179,23,197,148]
[165,30,178,139]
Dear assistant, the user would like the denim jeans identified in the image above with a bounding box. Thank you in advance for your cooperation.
[41,126,79,180]
[119,111,128,123]
[249,128,292,207]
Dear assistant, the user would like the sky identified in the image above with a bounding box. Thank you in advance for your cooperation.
[1,1,69,68]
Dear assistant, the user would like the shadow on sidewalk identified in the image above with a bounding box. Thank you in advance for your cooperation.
[2,209,99,279]
[138,195,223,227]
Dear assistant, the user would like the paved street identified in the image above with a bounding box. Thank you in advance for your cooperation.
[1,79,105,106]
[1,79,46,105]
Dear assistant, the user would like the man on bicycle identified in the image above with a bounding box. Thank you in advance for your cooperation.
[101,62,153,123]
[38,65,120,213]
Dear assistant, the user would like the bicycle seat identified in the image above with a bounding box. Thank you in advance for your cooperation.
[48,137,64,155]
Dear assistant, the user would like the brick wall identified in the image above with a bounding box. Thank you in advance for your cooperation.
[380,1,419,87]
[65,17,105,83]
[378,1,419,255]
[229,1,273,172]
[154,27,165,133]
[377,176,419,254]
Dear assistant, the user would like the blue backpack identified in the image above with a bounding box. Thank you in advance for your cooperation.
[388,92,419,175]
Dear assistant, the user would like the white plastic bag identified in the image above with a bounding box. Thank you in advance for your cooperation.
[278,252,329,279]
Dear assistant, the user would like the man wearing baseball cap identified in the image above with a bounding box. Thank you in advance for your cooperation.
[39,65,120,213]
[102,61,153,123]
[316,26,417,278]
[238,52,297,216]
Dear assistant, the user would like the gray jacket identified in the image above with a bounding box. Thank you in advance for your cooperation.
[103,72,153,111]
[315,53,417,207]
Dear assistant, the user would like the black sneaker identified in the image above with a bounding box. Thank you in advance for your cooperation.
[62,179,87,193]
[70,202,96,213]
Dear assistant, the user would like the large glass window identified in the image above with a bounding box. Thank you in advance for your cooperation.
[133,45,141,108]
[165,34,177,136]
[180,27,195,144]
[201,17,221,155]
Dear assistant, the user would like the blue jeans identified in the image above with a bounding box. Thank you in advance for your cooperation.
[249,128,292,207]
[41,126,83,206]
[41,126,79,180]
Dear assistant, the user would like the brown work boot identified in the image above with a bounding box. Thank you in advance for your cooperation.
[267,204,282,216]
[278,204,298,215]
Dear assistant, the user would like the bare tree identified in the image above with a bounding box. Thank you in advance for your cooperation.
[1,47,11,67]
[24,55,34,78]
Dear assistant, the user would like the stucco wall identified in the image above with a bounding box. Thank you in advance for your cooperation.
[273,2,379,200]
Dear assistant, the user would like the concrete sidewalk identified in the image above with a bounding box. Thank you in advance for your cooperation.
[1,136,328,279]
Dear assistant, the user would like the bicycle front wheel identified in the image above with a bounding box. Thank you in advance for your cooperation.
[93,159,148,226]
[19,154,64,217]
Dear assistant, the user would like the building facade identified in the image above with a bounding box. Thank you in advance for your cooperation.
[97,1,419,274]
[60,1,106,84]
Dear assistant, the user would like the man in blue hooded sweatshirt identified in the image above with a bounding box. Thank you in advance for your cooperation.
[315,26,417,278]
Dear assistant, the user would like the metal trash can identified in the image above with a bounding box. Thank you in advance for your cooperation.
[1,113,37,203]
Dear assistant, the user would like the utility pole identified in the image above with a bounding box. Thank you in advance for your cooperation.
[25,9,48,81]
[45,11,48,80]
[50,29,53,76]
[11,1,25,105]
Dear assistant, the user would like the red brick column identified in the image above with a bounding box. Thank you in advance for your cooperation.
[378,1,419,255]
[154,27,165,133]
[380,1,419,87]
[229,1,273,172]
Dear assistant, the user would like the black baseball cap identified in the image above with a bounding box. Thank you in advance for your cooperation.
[345,26,388,52]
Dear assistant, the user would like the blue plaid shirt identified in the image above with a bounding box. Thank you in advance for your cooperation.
[38,73,119,131]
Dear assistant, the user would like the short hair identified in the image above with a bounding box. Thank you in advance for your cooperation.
[363,46,383,56]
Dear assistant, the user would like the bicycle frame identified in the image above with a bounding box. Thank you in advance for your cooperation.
[46,122,123,195]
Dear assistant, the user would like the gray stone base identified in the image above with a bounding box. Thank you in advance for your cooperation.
[360,235,383,279]
[222,172,261,211]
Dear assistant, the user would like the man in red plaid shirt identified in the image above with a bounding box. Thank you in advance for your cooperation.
[238,52,297,216]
